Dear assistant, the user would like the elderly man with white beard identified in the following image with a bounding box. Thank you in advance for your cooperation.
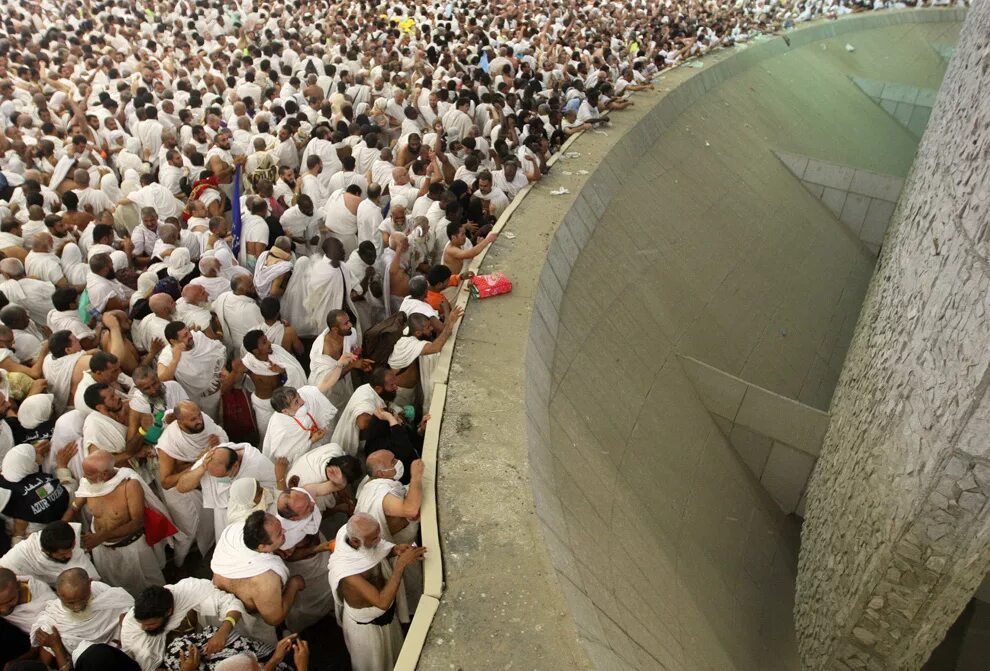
[156,401,228,564]
[271,488,336,632]
[0,520,100,586]
[328,513,426,671]
[158,321,228,420]
[174,283,219,335]
[31,568,134,659]
[63,450,175,597]
[177,442,277,542]
[128,365,188,447]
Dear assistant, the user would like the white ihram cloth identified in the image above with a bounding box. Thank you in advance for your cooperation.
[197,444,276,542]
[287,442,345,511]
[174,298,213,331]
[280,255,318,337]
[330,384,385,456]
[323,189,359,257]
[328,524,402,671]
[121,578,245,671]
[355,478,421,621]
[3,575,55,634]
[31,581,135,655]
[253,252,293,299]
[157,331,225,419]
[261,386,338,464]
[242,345,307,440]
[74,370,134,418]
[76,468,179,595]
[156,413,228,463]
[42,350,85,414]
[0,522,100,586]
[156,416,228,559]
[304,257,359,336]
[210,518,288,572]
[241,345,307,389]
[81,411,127,454]
[213,292,264,354]
[272,488,331,631]
[308,329,357,410]
[388,335,439,408]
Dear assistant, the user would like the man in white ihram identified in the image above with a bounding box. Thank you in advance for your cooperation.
[31,567,135,658]
[328,512,426,671]
[0,520,100,586]
[356,451,425,621]
[156,400,228,562]
[211,509,305,644]
[177,442,277,542]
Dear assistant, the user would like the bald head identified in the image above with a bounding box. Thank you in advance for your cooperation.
[0,258,24,279]
[181,283,209,305]
[232,275,255,296]
[148,293,175,318]
[346,512,381,549]
[32,231,53,253]
[199,256,220,276]
[175,400,205,434]
[55,567,92,612]
[82,449,114,481]
[56,567,90,593]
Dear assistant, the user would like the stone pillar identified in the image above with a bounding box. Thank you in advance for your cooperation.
[795,4,990,670]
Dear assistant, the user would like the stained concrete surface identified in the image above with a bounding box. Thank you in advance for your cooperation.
[419,10,963,671]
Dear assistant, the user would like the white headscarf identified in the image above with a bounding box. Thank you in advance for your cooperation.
[226,477,274,525]
[1,443,38,482]
[167,247,195,280]
[138,270,159,295]
[17,393,54,429]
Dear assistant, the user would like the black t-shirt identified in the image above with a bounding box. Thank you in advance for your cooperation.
[0,472,69,523]
[362,421,422,486]
[8,417,55,446]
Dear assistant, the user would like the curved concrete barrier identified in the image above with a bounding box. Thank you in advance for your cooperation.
[397,8,966,671]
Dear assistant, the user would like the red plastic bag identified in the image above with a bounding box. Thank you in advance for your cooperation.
[144,506,179,546]
[470,272,513,299]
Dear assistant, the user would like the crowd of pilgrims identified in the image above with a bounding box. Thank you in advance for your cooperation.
[0,0,967,669]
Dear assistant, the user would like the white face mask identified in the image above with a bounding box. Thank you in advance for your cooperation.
[391,460,404,481]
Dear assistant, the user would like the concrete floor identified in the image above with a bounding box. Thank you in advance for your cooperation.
[418,10,964,671]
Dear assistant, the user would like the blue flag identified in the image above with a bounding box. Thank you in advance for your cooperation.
[479,50,490,73]
[231,165,243,256]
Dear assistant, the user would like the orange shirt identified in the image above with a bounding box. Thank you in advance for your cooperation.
[426,290,445,311]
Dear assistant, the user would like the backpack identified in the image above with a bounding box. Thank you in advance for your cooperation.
[361,311,408,370]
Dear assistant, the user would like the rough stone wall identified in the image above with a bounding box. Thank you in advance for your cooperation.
[795,4,990,670]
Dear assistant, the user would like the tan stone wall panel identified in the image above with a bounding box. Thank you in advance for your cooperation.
[796,3,990,669]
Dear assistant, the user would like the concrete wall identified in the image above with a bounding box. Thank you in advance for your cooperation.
[418,9,965,671]
[796,4,990,670]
